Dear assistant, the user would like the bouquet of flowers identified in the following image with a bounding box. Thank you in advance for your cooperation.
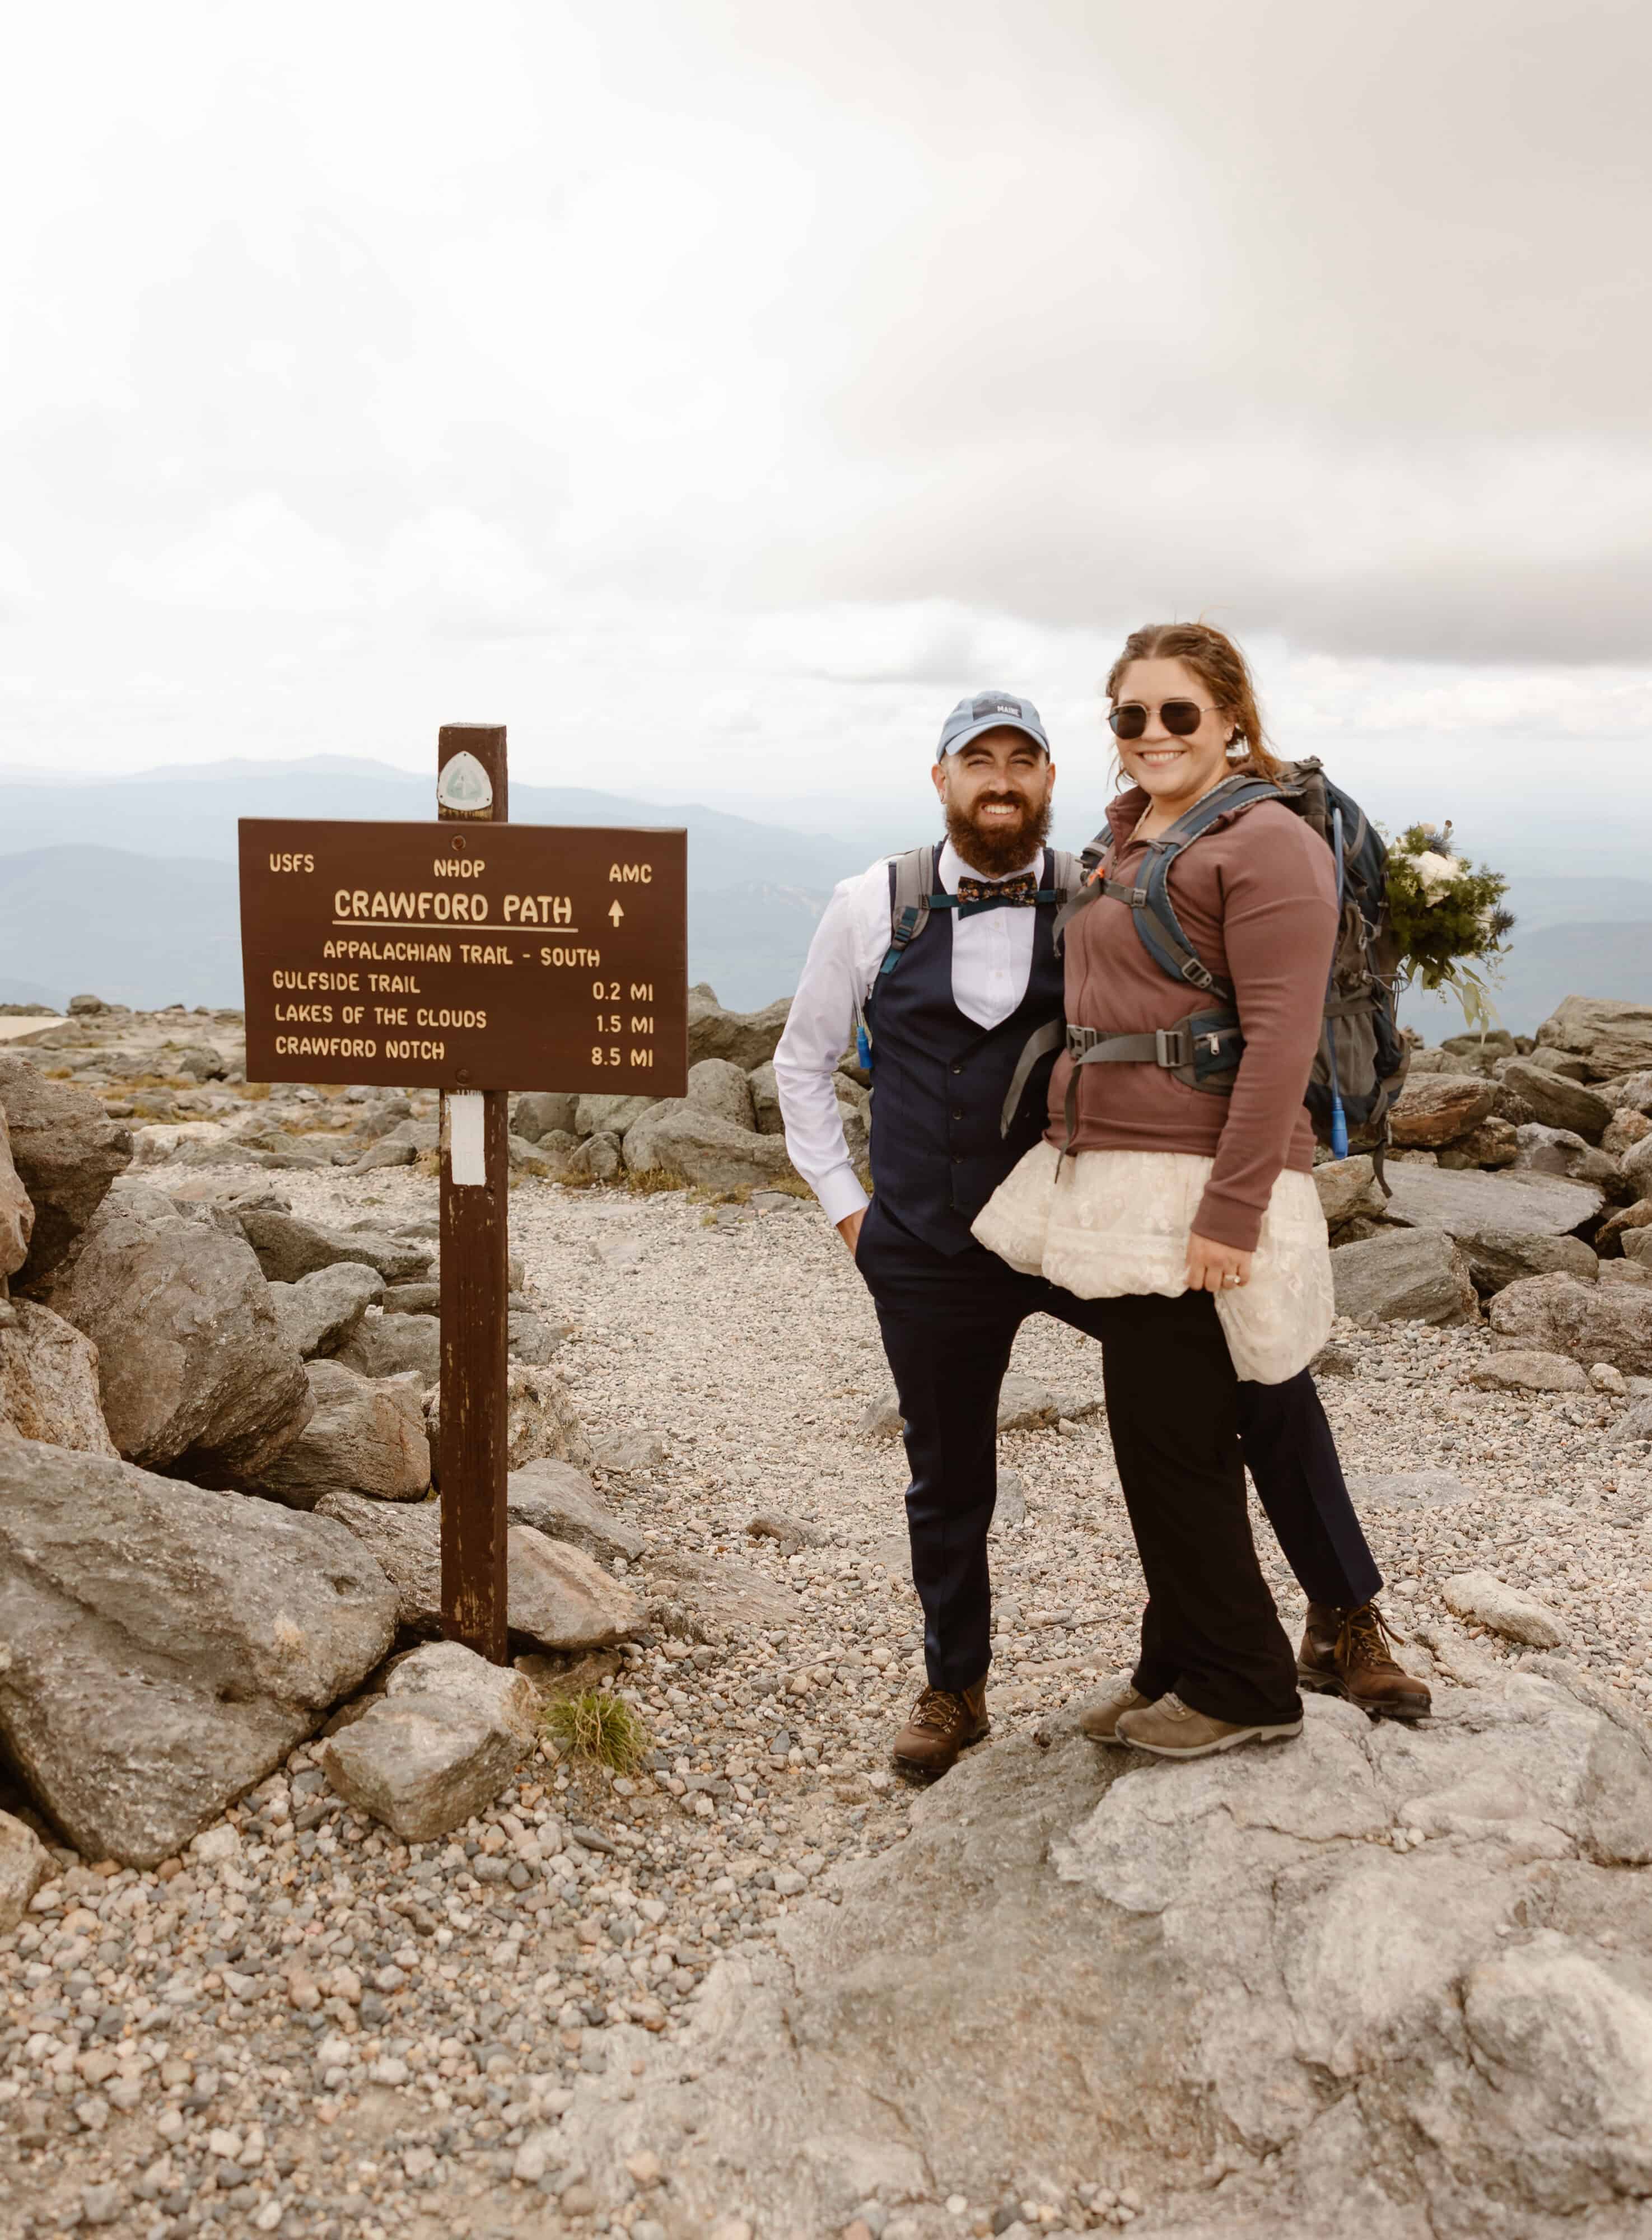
[1385,822,1514,1029]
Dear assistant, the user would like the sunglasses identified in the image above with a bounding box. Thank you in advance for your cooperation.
[1107,700,1223,740]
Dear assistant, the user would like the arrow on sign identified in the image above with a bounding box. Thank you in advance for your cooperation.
[608,900,624,925]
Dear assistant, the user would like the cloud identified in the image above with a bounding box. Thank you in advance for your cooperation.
[1,0,1649,813]
[112,493,363,613]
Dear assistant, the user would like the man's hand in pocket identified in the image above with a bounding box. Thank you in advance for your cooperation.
[837,1210,865,1258]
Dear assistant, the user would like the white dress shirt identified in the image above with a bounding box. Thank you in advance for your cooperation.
[773,839,1046,1226]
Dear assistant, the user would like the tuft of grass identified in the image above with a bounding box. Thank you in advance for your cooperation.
[623,1164,690,1195]
[540,1688,650,1772]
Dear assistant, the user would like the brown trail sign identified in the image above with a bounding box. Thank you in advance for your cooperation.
[238,723,688,1660]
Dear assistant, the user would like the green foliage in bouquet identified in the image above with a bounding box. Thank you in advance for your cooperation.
[1385,823,1514,1029]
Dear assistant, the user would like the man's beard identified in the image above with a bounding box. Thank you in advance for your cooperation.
[945,792,1052,879]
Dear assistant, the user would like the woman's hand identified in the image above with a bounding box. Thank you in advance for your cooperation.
[1186,1232,1253,1293]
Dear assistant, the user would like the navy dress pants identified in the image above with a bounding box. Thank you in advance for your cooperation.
[855,1197,1378,1726]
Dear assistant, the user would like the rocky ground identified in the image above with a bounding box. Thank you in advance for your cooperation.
[6,1150,1652,2240]
[5,990,1652,2239]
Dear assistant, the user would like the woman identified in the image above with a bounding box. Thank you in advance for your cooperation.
[974,622,1337,1759]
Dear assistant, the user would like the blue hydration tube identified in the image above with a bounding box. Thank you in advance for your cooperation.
[1327,805,1349,1159]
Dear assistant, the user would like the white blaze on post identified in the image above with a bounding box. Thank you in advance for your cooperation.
[436,752,493,814]
[448,1090,487,1186]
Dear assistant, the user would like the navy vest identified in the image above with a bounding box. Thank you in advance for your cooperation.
[866,848,1065,1256]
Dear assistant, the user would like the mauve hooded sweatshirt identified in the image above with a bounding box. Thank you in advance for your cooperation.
[1046,783,1338,1253]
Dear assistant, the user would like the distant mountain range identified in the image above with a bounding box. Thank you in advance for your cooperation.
[1,758,1648,1029]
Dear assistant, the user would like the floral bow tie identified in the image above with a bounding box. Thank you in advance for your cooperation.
[956,871,1040,915]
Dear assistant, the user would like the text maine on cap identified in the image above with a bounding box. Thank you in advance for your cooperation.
[936,692,1049,760]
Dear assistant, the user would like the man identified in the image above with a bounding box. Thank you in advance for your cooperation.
[774,690,1427,1781]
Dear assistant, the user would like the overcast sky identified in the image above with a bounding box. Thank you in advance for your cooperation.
[4,0,1651,870]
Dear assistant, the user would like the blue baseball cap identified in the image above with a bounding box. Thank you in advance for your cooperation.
[936,690,1049,760]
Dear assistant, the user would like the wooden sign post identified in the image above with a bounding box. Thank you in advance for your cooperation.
[237,739,688,1663]
[436,724,511,1661]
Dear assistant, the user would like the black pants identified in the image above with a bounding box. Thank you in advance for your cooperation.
[856,1199,1377,1726]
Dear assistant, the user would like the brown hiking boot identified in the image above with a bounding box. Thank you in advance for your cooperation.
[1079,1684,1158,1744]
[1299,1600,1431,1721]
[1113,1692,1302,1760]
[892,1679,990,1783]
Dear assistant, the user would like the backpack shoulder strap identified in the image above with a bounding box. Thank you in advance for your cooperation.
[878,844,940,981]
[1052,833,1112,953]
[1130,778,1284,1002]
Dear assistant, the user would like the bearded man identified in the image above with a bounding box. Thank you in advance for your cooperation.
[774,690,1428,1781]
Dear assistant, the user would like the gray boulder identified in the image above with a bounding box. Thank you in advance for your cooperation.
[1623,1132,1652,1200]
[1388,1075,1496,1147]
[687,1057,757,1132]
[319,1641,537,1844]
[313,1492,642,1649]
[575,1093,657,1140]
[1499,1057,1612,1141]
[1312,1154,1386,1228]
[1404,1044,1483,1077]
[1536,995,1652,1079]
[426,1362,590,1476]
[506,1131,558,1177]
[623,1102,800,1192]
[0,1298,117,1454]
[530,1126,582,1174]
[0,1440,398,1865]
[1599,1196,1652,1253]
[1343,1469,1480,1505]
[1489,1272,1652,1374]
[506,1457,645,1564]
[238,1207,431,1286]
[511,1091,578,1143]
[748,1060,784,1136]
[382,1280,440,1315]
[1443,1572,1570,1647]
[997,1374,1061,1431]
[268,1261,385,1359]
[42,1186,312,1483]
[861,1375,1058,1438]
[1514,1121,1607,1179]
[336,1310,441,1383]
[1436,1116,1520,1169]
[1330,1227,1479,1326]
[589,1426,671,1472]
[646,1547,798,1634]
[352,1133,417,1171]
[0,1103,32,1280]
[1469,1350,1589,1394]
[0,1810,52,1934]
[1458,1228,1599,1297]
[548,1672,1652,2238]
[1383,1160,1604,1243]
[566,1130,623,1183]
[508,1312,565,1365]
[253,1360,430,1508]
[0,1053,132,1286]
[687,991,791,1071]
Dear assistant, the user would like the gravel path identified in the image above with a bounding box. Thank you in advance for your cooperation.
[5,1166,1649,2239]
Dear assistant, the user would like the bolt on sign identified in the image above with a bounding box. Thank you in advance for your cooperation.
[237,821,689,1096]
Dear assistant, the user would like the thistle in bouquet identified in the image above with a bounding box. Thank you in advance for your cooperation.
[1385,822,1514,1029]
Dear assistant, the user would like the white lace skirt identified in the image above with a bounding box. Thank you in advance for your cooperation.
[972,1145,1334,1385]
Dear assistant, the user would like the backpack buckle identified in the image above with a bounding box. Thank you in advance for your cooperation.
[1154,1028,1190,1069]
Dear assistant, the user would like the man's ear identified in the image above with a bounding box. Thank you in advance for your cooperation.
[930,758,948,804]
[1045,757,1056,800]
